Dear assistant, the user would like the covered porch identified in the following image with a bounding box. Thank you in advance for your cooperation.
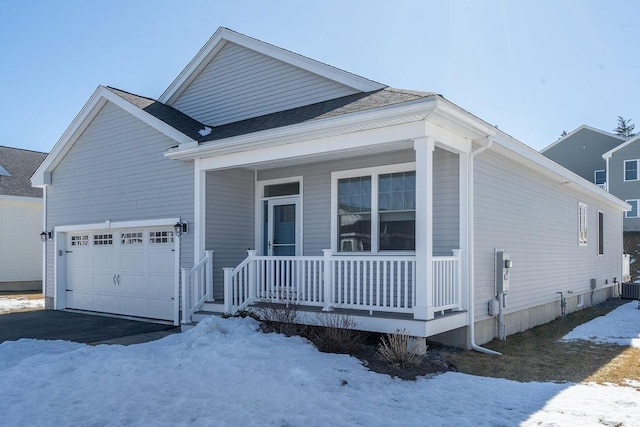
[175,118,482,336]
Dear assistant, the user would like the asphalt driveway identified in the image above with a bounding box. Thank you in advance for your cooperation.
[0,310,179,345]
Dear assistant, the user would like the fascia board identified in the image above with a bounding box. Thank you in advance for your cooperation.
[166,99,438,160]
[159,27,385,104]
[31,86,108,187]
[430,98,497,139]
[602,134,640,159]
[540,125,625,153]
[32,86,196,187]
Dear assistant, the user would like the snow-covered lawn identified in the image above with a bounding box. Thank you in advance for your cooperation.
[0,295,44,313]
[562,300,640,348]
[0,304,639,425]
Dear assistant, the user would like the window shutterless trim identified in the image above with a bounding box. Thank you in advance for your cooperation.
[625,199,639,218]
[624,159,639,181]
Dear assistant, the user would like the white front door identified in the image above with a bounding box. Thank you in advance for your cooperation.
[264,197,300,256]
[65,227,175,320]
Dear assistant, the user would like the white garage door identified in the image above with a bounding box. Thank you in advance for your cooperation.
[65,227,176,321]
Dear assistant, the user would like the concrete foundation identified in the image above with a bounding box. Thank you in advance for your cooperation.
[429,286,615,349]
[0,280,42,292]
[44,296,55,310]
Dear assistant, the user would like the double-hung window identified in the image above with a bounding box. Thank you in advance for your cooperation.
[334,163,416,253]
[594,170,606,186]
[624,160,639,181]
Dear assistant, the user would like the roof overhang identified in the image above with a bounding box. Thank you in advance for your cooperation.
[31,86,196,187]
[159,27,386,105]
[602,134,640,159]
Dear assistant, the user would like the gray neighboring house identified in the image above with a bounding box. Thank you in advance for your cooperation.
[541,125,625,188]
[603,135,640,231]
[32,28,626,348]
[0,146,47,291]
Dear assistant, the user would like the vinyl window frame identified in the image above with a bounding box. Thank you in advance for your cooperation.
[624,159,639,181]
[625,199,639,218]
[331,162,416,254]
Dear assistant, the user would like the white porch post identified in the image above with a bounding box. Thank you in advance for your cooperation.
[247,249,257,300]
[322,249,333,311]
[194,158,206,261]
[413,137,434,320]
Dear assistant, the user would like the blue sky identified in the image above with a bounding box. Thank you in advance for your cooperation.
[1,0,638,153]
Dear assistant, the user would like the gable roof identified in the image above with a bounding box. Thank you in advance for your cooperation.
[199,88,436,142]
[0,146,47,198]
[159,27,386,105]
[540,125,625,153]
[602,134,640,159]
[32,86,199,187]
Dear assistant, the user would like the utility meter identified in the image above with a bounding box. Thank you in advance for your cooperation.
[495,249,512,294]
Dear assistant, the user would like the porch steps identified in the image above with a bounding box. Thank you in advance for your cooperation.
[191,302,226,322]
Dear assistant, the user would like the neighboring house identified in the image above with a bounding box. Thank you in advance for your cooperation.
[603,135,640,231]
[0,146,47,291]
[32,28,626,348]
[541,125,625,189]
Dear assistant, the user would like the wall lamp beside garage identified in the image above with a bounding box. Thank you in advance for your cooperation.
[40,231,52,242]
[173,222,188,237]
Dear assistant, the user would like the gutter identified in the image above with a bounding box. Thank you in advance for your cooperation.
[467,136,502,356]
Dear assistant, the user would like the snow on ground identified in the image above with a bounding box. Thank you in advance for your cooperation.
[0,296,44,313]
[1,314,639,426]
[562,301,640,348]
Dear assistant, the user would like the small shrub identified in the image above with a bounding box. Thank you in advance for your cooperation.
[254,298,302,336]
[309,313,366,354]
[376,329,423,367]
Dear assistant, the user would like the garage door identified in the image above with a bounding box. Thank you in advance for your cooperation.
[65,227,176,321]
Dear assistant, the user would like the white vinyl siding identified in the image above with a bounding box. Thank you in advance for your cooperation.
[205,169,255,301]
[171,42,359,126]
[45,102,195,297]
[0,198,43,282]
[256,148,459,257]
[474,149,623,334]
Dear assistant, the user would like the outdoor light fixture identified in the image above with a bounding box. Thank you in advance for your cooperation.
[40,231,52,242]
[173,221,188,237]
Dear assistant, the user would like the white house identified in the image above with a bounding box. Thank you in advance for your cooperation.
[32,28,627,348]
[1,146,47,291]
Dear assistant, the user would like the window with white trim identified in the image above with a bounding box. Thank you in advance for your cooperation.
[149,231,174,244]
[624,160,639,181]
[70,235,89,246]
[578,202,587,246]
[94,233,113,246]
[598,211,604,255]
[594,170,606,186]
[335,164,415,252]
[121,231,143,245]
[626,199,639,218]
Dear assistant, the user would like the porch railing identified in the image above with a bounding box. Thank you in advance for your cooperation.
[222,249,462,318]
[181,250,214,324]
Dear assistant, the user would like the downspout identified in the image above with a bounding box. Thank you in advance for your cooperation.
[467,136,501,355]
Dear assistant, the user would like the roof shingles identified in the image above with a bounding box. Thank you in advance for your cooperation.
[0,146,47,197]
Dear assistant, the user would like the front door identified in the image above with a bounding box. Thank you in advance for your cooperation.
[265,197,299,256]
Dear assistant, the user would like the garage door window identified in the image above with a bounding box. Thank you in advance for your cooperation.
[149,231,173,244]
[71,235,89,246]
[121,231,143,245]
[94,234,113,246]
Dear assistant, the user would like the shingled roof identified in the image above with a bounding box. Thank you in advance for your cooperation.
[0,146,47,198]
[103,87,436,145]
[199,88,437,142]
[106,87,206,141]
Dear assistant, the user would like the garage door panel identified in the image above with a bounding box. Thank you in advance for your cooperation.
[149,275,175,298]
[119,251,147,272]
[65,226,177,321]
[148,252,174,274]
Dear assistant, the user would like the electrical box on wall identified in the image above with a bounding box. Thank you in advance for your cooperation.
[495,249,512,295]
[488,299,500,316]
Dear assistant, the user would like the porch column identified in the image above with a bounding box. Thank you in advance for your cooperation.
[413,137,435,320]
[194,158,206,260]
